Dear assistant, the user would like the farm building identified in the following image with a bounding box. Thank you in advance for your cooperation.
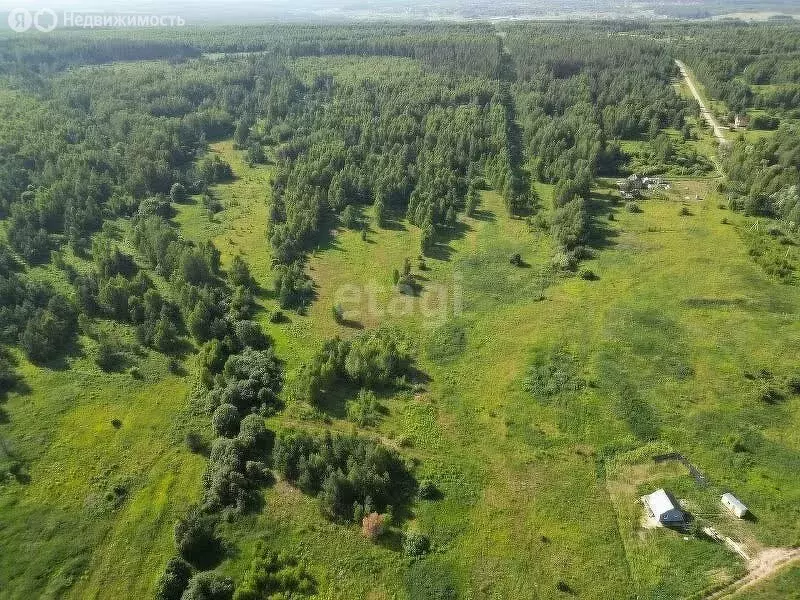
[721,493,748,518]
[617,174,669,198]
[643,489,686,526]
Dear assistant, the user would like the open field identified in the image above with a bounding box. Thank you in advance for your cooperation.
[5,102,800,600]
[0,345,207,599]
[168,133,800,597]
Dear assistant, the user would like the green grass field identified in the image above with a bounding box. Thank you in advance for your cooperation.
[181,140,800,597]
[0,344,207,599]
[2,56,800,600]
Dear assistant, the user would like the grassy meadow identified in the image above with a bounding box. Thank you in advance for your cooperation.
[179,136,800,597]
[0,343,207,599]
[1,54,800,600]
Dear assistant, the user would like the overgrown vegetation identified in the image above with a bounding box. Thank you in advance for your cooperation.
[290,327,413,406]
[273,430,415,522]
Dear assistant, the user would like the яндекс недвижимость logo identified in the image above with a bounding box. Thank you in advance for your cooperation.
[6,8,186,32]
[7,7,57,32]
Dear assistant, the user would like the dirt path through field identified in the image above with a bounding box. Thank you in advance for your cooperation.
[675,59,730,147]
[705,547,800,599]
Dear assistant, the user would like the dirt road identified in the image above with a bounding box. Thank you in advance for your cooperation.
[704,547,800,599]
[675,59,730,146]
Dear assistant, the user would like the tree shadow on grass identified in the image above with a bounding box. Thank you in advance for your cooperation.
[315,384,387,420]
[188,539,226,571]
[378,205,409,232]
[585,194,620,252]
[471,208,496,222]
[96,357,135,375]
[380,218,408,231]
[0,436,31,484]
[510,254,531,268]
[313,369,428,421]
[11,467,31,484]
[30,339,84,372]
[397,277,424,297]
[337,318,364,330]
[159,337,196,362]
[314,384,357,420]
[248,277,273,301]
[426,221,471,262]
[407,366,431,387]
[1,353,31,403]
[310,219,344,256]
[377,528,404,552]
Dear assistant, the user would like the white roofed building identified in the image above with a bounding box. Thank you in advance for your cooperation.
[643,489,686,526]
[721,493,748,518]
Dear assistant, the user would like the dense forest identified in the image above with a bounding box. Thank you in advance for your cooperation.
[673,23,800,273]
[0,19,701,376]
[677,22,800,114]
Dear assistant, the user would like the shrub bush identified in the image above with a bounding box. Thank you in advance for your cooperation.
[362,512,385,541]
[346,389,381,427]
[155,556,193,600]
[404,559,457,600]
[418,479,439,500]
[523,349,586,399]
[760,386,784,405]
[173,506,220,567]
[228,255,253,289]
[212,403,240,437]
[208,347,283,415]
[95,334,127,371]
[551,250,578,271]
[181,571,234,600]
[232,320,269,351]
[273,430,414,522]
[425,322,467,365]
[237,414,270,452]
[202,421,273,513]
[233,545,316,600]
[341,205,359,229]
[403,531,430,557]
[186,431,206,454]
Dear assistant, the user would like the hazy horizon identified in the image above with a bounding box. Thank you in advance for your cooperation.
[2,0,800,24]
